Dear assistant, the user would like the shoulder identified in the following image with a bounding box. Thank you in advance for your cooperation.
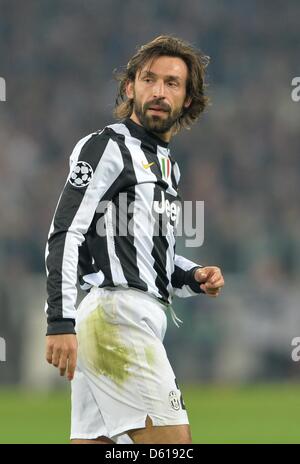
[68,124,130,180]
[69,123,128,168]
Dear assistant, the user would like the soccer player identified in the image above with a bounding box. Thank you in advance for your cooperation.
[45,35,224,444]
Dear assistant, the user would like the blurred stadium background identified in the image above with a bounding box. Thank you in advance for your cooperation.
[0,0,300,443]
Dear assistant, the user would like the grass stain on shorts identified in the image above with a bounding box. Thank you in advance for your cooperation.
[78,304,135,386]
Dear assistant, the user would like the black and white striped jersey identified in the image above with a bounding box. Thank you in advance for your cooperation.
[45,118,203,335]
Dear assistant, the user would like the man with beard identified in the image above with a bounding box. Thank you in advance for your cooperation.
[45,35,224,444]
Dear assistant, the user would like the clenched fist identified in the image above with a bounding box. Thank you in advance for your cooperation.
[194,266,224,297]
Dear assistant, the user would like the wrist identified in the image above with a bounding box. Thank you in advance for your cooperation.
[46,319,76,336]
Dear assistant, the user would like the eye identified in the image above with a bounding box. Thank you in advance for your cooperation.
[168,81,179,88]
[143,77,153,83]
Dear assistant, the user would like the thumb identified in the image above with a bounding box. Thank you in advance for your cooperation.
[194,268,208,283]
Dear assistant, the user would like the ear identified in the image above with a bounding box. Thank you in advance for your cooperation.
[125,80,134,99]
[184,96,192,108]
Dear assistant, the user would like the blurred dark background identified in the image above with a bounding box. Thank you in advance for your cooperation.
[0,0,300,386]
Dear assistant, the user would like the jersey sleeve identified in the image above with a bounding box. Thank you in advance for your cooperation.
[45,129,125,335]
[171,254,205,298]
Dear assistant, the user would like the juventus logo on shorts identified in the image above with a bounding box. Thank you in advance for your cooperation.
[169,390,180,411]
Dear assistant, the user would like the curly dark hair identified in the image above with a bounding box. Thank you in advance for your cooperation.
[114,35,210,133]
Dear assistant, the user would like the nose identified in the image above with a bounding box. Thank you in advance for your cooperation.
[152,79,165,99]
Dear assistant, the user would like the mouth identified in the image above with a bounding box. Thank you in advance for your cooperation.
[147,107,169,114]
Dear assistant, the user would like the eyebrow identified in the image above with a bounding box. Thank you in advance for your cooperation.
[140,70,182,83]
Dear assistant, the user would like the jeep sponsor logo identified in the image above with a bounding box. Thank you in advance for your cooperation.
[153,191,180,225]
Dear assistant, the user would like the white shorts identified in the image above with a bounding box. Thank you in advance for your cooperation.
[70,286,189,443]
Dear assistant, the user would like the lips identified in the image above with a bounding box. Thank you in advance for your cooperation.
[148,106,168,113]
[149,106,166,111]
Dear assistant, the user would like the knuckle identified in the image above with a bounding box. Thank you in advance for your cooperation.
[53,346,61,354]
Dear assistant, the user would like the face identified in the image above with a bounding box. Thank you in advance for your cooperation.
[126,56,191,141]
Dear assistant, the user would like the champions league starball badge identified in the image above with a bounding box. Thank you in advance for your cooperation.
[69,161,93,188]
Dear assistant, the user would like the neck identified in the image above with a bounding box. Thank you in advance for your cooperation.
[130,113,172,143]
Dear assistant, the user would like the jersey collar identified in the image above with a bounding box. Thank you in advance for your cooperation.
[124,117,169,150]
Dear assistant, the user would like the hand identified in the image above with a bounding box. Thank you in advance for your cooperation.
[194,266,224,297]
[46,334,78,381]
